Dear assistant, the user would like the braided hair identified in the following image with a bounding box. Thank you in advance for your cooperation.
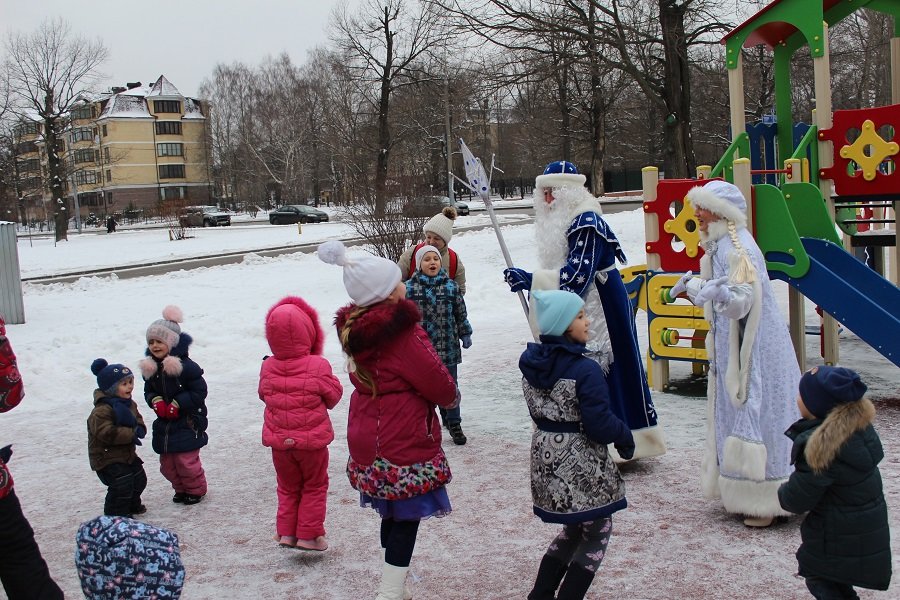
[726,220,757,284]
[339,305,377,397]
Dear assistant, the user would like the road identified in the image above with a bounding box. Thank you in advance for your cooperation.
[22,200,641,284]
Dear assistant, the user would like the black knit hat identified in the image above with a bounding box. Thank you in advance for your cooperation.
[799,366,868,419]
[91,359,133,396]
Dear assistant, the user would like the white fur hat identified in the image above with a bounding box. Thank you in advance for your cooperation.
[423,206,457,244]
[414,244,442,271]
[686,180,747,228]
[535,160,587,190]
[318,240,401,307]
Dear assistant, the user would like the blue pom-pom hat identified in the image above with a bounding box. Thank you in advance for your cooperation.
[535,160,587,191]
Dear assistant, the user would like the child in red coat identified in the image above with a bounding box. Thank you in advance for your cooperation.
[319,240,457,600]
[259,296,343,551]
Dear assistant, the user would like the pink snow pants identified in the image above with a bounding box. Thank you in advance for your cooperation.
[159,449,207,496]
[272,447,329,540]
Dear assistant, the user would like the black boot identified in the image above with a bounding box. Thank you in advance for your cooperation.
[556,563,596,600]
[448,423,467,445]
[527,555,568,600]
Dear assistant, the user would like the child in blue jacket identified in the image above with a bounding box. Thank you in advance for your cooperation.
[519,290,634,600]
[139,306,209,505]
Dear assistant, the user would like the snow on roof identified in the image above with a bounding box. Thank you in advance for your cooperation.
[146,75,183,98]
[99,94,151,118]
[183,98,205,120]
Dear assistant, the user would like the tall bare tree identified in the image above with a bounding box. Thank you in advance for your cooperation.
[3,18,107,241]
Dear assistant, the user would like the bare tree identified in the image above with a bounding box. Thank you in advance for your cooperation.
[3,18,107,241]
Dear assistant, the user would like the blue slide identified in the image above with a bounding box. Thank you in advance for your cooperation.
[769,238,900,368]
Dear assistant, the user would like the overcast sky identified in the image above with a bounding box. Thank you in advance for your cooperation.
[2,0,342,98]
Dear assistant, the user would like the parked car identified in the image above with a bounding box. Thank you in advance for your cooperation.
[404,196,469,218]
[178,206,232,227]
[268,204,330,225]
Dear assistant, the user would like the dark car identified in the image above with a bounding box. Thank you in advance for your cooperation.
[178,206,231,227]
[404,196,469,218]
[268,204,330,225]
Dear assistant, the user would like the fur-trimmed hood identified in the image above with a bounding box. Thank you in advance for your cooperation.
[138,332,193,379]
[265,296,325,359]
[334,299,421,362]
[687,180,747,229]
[805,398,877,473]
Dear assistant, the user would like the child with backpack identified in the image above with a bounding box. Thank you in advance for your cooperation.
[397,206,467,295]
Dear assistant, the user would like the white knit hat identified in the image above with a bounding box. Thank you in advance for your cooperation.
[423,206,456,244]
[146,306,183,350]
[686,180,747,228]
[318,241,402,307]
[414,244,442,272]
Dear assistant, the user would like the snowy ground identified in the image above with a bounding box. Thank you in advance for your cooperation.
[2,206,897,599]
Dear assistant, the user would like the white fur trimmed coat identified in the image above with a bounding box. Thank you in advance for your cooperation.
[689,222,801,518]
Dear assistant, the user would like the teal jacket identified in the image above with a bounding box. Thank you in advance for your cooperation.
[778,399,891,590]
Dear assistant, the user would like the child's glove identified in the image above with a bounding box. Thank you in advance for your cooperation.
[461,335,472,349]
[164,400,180,420]
[151,397,166,419]
[669,270,693,297]
[133,434,143,446]
[134,425,146,439]
[0,444,12,464]
[614,442,635,461]
[694,276,732,305]
[503,267,532,293]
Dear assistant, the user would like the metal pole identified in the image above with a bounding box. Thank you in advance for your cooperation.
[445,75,454,203]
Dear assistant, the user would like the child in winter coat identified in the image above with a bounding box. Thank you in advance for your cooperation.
[405,244,473,445]
[259,296,343,551]
[319,240,457,600]
[778,366,892,598]
[139,306,209,505]
[397,206,467,294]
[75,515,185,599]
[88,359,148,517]
[0,315,64,599]
[519,290,635,600]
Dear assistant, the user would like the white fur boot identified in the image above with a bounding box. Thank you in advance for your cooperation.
[379,550,413,599]
[374,563,410,600]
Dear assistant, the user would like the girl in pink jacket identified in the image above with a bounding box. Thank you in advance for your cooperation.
[259,296,343,551]
[319,241,457,600]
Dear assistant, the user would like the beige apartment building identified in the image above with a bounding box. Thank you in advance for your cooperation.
[14,75,211,224]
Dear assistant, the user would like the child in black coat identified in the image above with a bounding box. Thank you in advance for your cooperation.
[778,366,891,598]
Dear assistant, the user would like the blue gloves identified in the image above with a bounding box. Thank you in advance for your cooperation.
[503,267,532,293]
[461,335,472,349]
[135,425,146,439]
[695,276,732,305]
[669,270,693,297]
[614,442,635,461]
[133,435,142,446]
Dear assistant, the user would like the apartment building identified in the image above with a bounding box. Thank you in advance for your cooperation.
[13,75,211,223]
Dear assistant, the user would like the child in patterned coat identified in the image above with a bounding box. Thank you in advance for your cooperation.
[405,244,473,445]
[519,290,634,600]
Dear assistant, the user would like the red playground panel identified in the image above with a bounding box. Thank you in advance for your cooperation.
[819,104,900,196]
[645,178,706,273]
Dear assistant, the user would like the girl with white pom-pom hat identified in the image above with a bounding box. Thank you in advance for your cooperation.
[318,240,458,600]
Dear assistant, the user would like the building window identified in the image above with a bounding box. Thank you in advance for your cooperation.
[153,100,181,113]
[155,121,182,135]
[161,187,184,200]
[103,147,110,162]
[18,158,40,173]
[157,143,184,157]
[73,148,96,164]
[158,164,185,179]
[70,127,93,143]
[75,170,99,185]
[17,121,41,136]
[102,124,108,137]
[22,176,42,190]
[106,170,112,183]
[70,105,93,121]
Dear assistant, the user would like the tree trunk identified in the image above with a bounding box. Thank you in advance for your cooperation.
[373,6,394,217]
[659,0,696,179]
[43,107,69,241]
[588,5,606,196]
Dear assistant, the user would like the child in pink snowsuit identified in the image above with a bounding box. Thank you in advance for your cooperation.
[259,296,343,551]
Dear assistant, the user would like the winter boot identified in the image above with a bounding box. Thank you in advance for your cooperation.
[448,423,467,445]
[380,549,413,599]
[527,555,568,600]
[374,563,410,600]
[555,563,596,600]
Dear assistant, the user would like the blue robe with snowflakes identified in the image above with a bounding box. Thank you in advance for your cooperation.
[531,209,665,460]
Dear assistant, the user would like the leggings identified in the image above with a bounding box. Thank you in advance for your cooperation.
[545,518,612,572]
[380,518,420,567]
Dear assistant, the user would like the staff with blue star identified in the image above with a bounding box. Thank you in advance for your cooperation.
[503,161,666,460]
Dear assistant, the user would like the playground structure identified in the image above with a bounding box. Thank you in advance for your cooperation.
[633,0,900,391]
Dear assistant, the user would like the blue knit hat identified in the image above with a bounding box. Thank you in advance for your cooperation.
[75,516,185,599]
[535,160,587,190]
[532,290,585,337]
[90,359,134,395]
[799,366,868,419]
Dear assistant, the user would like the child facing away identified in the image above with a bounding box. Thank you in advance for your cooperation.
[405,244,473,445]
[259,296,343,552]
[139,306,210,505]
[319,240,458,600]
[519,290,635,600]
[87,359,148,518]
[778,366,892,598]
[75,515,185,599]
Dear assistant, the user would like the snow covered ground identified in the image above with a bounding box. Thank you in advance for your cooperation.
[2,206,897,599]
